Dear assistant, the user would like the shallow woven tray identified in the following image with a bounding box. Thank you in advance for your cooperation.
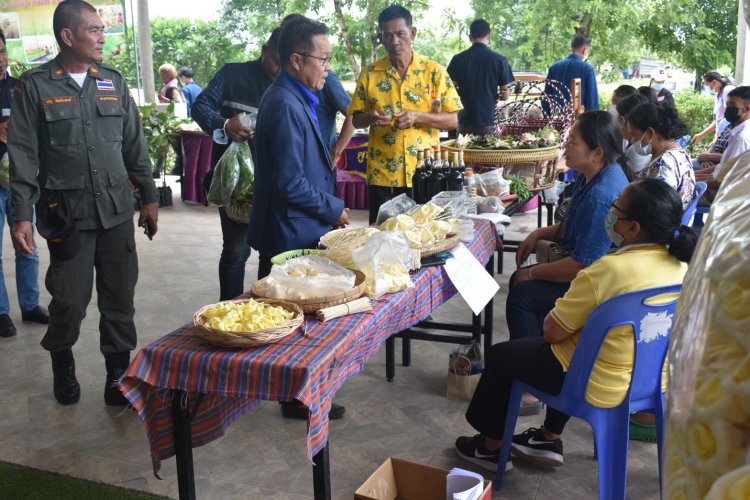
[420,234,460,257]
[193,298,303,348]
[251,270,366,314]
[442,139,560,164]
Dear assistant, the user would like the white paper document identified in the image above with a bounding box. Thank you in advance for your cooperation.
[443,243,500,315]
[446,467,485,500]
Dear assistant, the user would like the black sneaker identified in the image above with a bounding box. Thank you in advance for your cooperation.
[455,434,513,472]
[511,427,564,467]
[0,314,17,337]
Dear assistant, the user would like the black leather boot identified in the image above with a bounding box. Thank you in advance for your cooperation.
[104,352,130,406]
[50,349,80,405]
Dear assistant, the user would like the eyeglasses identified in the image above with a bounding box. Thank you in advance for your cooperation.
[294,52,333,67]
[610,197,630,220]
[380,30,411,41]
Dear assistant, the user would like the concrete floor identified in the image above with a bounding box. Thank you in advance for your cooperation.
[0,176,660,499]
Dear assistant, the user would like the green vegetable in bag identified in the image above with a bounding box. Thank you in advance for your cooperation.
[232,145,254,205]
[207,142,251,206]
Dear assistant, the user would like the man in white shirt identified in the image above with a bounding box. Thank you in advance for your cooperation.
[696,86,750,202]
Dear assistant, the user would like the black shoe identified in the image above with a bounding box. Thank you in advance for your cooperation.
[280,400,346,420]
[50,349,80,405]
[511,427,564,467]
[0,314,17,337]
[104,352,131,407]
[455,434,512,472]
[22,305,49,324]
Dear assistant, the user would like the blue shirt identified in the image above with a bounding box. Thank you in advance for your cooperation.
[281,69,320,131]
[560,163,628,265]
[181,81,202,117]
[545,54,599,112]
[447,43,514,129]
[315,70,351,151]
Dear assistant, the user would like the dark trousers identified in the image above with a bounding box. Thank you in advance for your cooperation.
[466,338,570,438]
[257,254,273,280]
[506,269,571,340]
[42,220,138,354]
[367,185,412,224]
[218,207,251,300]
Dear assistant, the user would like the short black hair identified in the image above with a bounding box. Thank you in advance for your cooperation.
[177,67,193,78]
[625,102,690,140]
[574,110,624,166]
[53,0,97,46]
[613,85,637,100]
[616,93,648,117]
[470,19,490,38]
[727,85,750,104]
[278,16,328,68]
[378,5,412,30]
[0,28,5,46]
[622,179,697,263]
[571,35,591,50]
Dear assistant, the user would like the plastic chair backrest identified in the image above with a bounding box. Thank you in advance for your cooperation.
[682,181,707,227]
[560,284,681,407]
[676,135,691,148]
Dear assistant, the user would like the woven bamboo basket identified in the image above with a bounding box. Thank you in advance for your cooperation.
[193,298,303,348]
[420,234,460,257]
[442,140,560,164]
[251,270,366,314]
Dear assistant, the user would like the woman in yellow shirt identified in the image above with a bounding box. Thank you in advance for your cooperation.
[455,178,698,472]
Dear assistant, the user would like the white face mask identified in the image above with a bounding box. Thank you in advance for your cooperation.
[607,104,618,117]
[624,131,653,173]
[651,82,664,91]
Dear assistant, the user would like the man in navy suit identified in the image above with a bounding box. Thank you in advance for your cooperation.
[249,16,349,421]
[249,17,349,280]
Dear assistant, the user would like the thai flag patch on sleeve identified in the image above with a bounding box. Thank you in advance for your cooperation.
[96,79,115,91]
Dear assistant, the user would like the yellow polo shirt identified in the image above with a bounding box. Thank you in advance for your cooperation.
[549,244,687,408]
[348,52,462,188]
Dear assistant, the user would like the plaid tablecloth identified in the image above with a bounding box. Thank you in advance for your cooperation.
[121,220,496,473]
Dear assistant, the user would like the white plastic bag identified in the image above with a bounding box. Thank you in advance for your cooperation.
[352,232,415,298]
[264,255,355,300]
[664,150,750,499]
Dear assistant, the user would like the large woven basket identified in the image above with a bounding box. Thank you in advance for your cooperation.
[442,139,560,165]
[193,298,303,348]
[251,270,366,314]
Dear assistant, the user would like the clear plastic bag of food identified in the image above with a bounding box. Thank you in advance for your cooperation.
[265,255,356,300]
[664,151,750,499]
[375,193,417,226]
[352,231,415,298]
[475,168,509,197]
[207,141,253,207]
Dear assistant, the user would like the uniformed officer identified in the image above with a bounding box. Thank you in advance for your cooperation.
[8,0,158,406]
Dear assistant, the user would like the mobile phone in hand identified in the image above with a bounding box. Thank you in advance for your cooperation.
[143,221,153,240]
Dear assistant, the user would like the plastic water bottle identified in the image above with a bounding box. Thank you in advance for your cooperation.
[464,168,477,215]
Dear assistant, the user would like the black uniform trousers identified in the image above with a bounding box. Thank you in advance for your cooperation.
[41,219,138,355]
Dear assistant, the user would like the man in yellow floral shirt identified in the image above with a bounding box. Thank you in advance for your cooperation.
[349,4,461,222]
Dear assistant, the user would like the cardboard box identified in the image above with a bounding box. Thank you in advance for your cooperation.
[354,457,493,500]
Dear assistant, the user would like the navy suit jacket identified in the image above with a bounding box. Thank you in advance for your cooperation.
[248,73,344,256]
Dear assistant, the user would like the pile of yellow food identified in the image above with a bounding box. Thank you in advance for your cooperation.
[664,156,750,500]
[378,202,452,248]
[201,299,296,332]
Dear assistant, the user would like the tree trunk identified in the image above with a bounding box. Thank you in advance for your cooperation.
[575,12,593,37]
[333,0,360,77]
[368,0,378,63]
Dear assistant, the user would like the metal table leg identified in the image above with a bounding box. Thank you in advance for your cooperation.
[385,336,395,381]
[312,442,331,500]
[172,391,204,500]
[401,335,411,367]
[483,255,495,350]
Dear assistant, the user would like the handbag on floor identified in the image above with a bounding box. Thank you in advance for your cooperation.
[446,341,483,401]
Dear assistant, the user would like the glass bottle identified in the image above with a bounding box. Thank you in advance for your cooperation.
[447,152,464,191]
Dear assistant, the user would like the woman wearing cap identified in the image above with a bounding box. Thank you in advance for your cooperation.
[693,71,736,144]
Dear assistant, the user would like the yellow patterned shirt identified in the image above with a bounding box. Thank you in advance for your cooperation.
[348,52,462,187]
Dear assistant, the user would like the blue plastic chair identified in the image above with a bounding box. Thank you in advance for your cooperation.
[495,284,682,500]
[682,181,707,226]
[693,205,710,228]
